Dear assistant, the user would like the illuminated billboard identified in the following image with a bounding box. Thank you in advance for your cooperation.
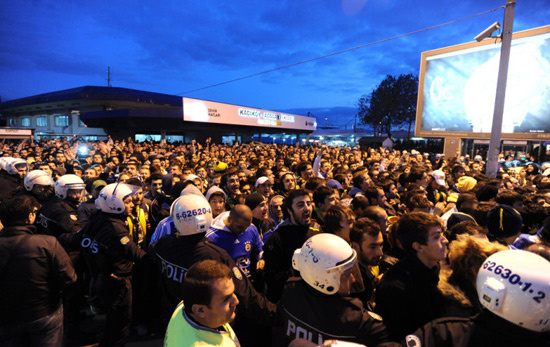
[415,25,550,140]
[183,97,317,131]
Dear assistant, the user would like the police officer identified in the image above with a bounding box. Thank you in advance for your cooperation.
[80,182,148,346]
[0,157,29,202]
[35,173,87,342]
[37,174,86,237]
[21,169,55,207]
[275,233,389,347]
[403,250,550,346]
[148,187,277,344]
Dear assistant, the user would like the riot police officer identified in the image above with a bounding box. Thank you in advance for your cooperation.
[148,186,276,344]
[37,174,86,237]
[80,182,147,346]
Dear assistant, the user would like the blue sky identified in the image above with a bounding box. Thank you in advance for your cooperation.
[0,0,548,126]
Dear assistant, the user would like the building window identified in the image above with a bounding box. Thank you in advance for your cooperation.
[8,118,16,126]
[55,115,69,127]
[36,116,48,127]
[21,117,31,127]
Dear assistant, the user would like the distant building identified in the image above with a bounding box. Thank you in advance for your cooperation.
[0,86,316,143]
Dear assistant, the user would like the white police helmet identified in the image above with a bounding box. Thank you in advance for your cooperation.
[54,174,86,200]
[0,157,14,171]
[170,193,212,236]
[6,158,29,175]
[95,183,136,214]
[24,170,54,191]
[292,233,364,295]
[477,250,550,332]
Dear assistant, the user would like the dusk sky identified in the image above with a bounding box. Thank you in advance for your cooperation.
[1,0,548,126]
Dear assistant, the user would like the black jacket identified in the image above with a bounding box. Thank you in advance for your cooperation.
[375,255,444,342]
[275,278,389,347]
[37,196,81,238]
[0,171,23,202]
[263,219,320,301]
[148,233,277,327]
[0,225,76,324]
[79,212,147,277]
[402,310,550,347]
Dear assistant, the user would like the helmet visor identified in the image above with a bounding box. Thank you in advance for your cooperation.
[327,250,365,296]
[14,162,29,170]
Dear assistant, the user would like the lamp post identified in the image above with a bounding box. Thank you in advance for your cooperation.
[486,0,516,178]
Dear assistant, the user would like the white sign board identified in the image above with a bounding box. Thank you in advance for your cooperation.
[183,97,316,131]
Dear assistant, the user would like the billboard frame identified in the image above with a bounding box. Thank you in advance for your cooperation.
[415,25,550,141]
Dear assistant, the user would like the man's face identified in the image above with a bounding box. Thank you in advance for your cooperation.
[85,168,98,180]
[375,210,389,234]
[356,232,384,266]
[150,179,163,195]
[16,166,28,179]
[376,188,387,208]
[416,172,429,188]
[140,168,151,180]
[66,188,85,204]
[288,195,313,226]
[338,213,355,240]
[319,193,339,212]
[252,200,269,220]
[56,153,66,164]
[228,214,251,235]
[256,181,272,197]
[386,184,397,199]
[127,165,139,176]
[240,184,252,195]
[133,188,144,206]
[360,174,372,191]
[237,172,247,183]
[225,175,240,195]
[39,165,53,175]
[201,278,239,329]
[209,195,226,217]
[472,163,481,172]
[270,197,284,220]
[301,165,314,179]
[170,165,182,176]
[416,226,448,267]
[321,162,332,175]
[282,175,296,191]
[93,154,103,164]
[123,197,135,215]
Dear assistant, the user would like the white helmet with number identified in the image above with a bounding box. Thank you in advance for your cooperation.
[24,170,54,191]
[292,233,364,295]
[95,183,136,214]
[54,174,86,199]
[6,158,29,175]
[477,250,550,332]
[170,191,212,236]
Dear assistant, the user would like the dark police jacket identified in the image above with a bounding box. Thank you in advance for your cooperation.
[79,212,147,278]
[148,233,277,327]
[0,225,76,324]
[275,278,389,347]
[37,196,81,238]
[402,310,550,347]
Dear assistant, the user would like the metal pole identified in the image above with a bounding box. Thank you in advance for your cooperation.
[486,0,516,178]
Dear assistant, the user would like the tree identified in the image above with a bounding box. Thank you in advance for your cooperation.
[356,74,418,139]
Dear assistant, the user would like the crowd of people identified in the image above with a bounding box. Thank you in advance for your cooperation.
[0,136,550,347]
